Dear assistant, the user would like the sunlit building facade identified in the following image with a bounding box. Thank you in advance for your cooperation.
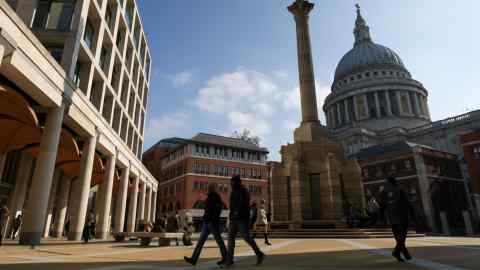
[0,0,157,245]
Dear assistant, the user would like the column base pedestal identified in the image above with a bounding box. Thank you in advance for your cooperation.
[19,232,42,246]
[67,231,82,241]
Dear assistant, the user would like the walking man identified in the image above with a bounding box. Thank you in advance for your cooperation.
[224,175,265,267]
[380,176,415,262]
[184,184,227,266]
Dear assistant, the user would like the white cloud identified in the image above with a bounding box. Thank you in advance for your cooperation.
[172,71,193,87]
[146,112,189,139]
[272,70,289,79]
[194,68,332,144]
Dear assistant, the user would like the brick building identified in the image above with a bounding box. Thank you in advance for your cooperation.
[143,133,270,226]
[355,141,473,235]
[461,130,480,222]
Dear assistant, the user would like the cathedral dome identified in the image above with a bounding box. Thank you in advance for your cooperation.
[333,5,408,84]
[334,42,406,83]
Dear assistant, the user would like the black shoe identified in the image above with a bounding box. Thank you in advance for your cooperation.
[392,252,405,262]
[265,241,272,246]
[184,256,196,266]
[404,253,412,260]
[217,259,226,266]
[222,261,234,268]
[256,253,266,266]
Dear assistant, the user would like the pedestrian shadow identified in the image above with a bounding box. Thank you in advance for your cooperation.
[2,242,479,270]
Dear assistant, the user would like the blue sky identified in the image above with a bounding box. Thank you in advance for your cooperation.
[137,0,479,160]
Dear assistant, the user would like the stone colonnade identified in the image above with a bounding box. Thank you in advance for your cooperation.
[0,101,157,245]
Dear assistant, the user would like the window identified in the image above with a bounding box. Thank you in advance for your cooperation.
[73,62,81,87]
[474,145,480,159]
[105,5,115,31]
[84,20,95,50]
[46,46,63,62]
[33,0,74,31]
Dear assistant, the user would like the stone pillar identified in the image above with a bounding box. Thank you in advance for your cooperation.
[20,104,65,245]
[385,91,393,116]
[462,211,474,236]
[344,99,350,123]
[352,96,359,120]
[336,103,342,126]
[137,181,146,223]
[8,153,34,216]
[145,186,152,222]
[0,154,7,180]
[114,166,129,233]
[151,190,157,221]
[68,134,97,241]
[374,91,381,117]
[413,92,421,116]
[5,152,34,237]
[413,151,437,232]
[96,154,116,239]
[395,91,403,115]
[288,0,319,124]
[440,212,450,235]
[43,170,61,238]
[126,175,139,232]
[53,177,72,237]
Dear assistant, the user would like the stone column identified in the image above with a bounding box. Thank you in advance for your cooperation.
[385,91,393,116]
[145,186,152,222]
[374,91,381,117]
[96,154,116,239]
[395,91,403,115]
[0,154,7,180]
[344,99,350,123]
[126,175,139,232]
[137,181,146,223]
[440,212,450,235]
[20,104,65,245]
[68,134,97,241]
[413,151,437,232]
[413,92,421,116]
[352,96,359,120]
[114,166,129,233]
[43,170,61,238]
[151,190,157,221]
[5,152,34,237]
[288,0,319,124]
[336,103,342,126]
[53,177,72,237]
[8,153,34,216]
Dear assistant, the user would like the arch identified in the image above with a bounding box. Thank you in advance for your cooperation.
[0,84,42,155]
[193,200,205,210]
[168,203,174,212]
[175,201,181,210]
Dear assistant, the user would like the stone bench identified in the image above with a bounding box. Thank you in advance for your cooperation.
[113,232,184,247]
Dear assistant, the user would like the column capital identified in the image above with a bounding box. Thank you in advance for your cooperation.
[288,1,315,18]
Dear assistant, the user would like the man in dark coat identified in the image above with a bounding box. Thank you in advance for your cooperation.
[224,175,265,267]
[380,176,415,262]
[184,184,227,266]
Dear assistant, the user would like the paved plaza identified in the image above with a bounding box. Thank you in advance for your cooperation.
[1,237,479,270]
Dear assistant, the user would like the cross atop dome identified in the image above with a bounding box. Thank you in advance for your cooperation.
[354,3,372,46]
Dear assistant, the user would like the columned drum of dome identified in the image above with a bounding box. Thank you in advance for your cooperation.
[323,5,431,155]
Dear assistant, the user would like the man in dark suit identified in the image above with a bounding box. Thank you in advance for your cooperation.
[184,184,227,266]
[380,176,416,262]
[224,175,265,267]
